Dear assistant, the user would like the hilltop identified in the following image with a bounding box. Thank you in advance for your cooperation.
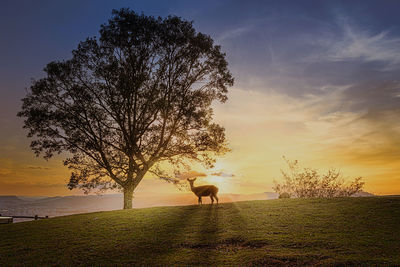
[0,192,275,221]
[1,197,399,266]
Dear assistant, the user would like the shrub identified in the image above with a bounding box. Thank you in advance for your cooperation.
[273,157,364,198]
[279,192,291,199]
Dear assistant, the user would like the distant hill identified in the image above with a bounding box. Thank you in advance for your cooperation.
[352,191,375,197]
[0,194,126,220]
[0,195,25,207]
[0,191,376,220]
[0,192,272,220]
[1,197,399,266]
[265,192,279,199]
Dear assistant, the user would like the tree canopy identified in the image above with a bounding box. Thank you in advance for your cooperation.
[18,9,234,209]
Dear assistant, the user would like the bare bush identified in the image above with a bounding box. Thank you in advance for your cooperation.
[278,192,291,199]
[273,157,364,198]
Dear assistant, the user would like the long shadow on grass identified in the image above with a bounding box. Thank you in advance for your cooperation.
[183,204,221,265]
[182,202,252,265]
[97,202,251,265]
[137,205,203,264]
[93,205,203,266]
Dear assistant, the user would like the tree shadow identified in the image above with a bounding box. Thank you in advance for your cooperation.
[97,205,202,265]
[96,202,250,265]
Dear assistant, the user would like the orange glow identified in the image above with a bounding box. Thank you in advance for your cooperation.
[1,87,400,196]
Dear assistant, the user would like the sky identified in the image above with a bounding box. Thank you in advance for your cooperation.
[1,0,400,196]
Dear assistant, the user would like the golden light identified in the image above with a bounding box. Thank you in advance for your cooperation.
[204,175,233,193]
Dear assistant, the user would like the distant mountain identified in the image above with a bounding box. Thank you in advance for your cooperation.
[0,191,381,222]
[352,191,375,197]
[17,196,49,201]
[28,195,123,211]
[265,192,279,199]
[0,192,272,221]
[0,196,25,207]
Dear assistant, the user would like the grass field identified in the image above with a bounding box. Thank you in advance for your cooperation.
[1,197,399,266]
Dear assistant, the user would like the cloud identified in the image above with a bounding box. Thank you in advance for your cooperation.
[25,165,51,170]
[210,172,235,178]
[216,13,400,196]
[217,25,254,43]
[0,180,72,196]
[175,171,207,180]
[0,167,14,176]
[329,24,400,66]
[322,108,400,166]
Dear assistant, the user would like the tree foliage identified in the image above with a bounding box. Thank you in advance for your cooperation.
[18,9,234,208]
[273,157,364,198]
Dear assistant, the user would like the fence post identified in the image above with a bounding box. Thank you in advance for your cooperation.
[35,215,38,220]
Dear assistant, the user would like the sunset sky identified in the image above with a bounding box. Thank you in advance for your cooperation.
[1,0,400,196]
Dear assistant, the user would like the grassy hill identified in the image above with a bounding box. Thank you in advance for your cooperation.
[1,197,399,266]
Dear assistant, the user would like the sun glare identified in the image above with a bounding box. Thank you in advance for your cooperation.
[205,175,231,193]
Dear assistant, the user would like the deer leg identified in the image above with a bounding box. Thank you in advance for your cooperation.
[210,196,214,204]
[198,196,202,205]
[215,195,219,204]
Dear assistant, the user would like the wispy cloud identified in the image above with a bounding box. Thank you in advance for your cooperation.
[216,18,266,43]
[175,171,207,180]
[309,19,400,68]
[0,167,14,176]
[334,27,400,65]
[217,25,253,43]
[210,171,235,178]
[25,165,51,170]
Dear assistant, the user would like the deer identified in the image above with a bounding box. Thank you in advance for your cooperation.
[187,178,219,205]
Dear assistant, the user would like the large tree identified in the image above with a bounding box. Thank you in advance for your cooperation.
[18,9,234,209]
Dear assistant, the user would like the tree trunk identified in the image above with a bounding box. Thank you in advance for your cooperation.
[123,186,134,209]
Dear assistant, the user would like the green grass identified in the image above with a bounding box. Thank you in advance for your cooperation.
[1,197,399,266]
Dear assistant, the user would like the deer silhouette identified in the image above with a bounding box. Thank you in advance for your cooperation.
[187,178,219,204]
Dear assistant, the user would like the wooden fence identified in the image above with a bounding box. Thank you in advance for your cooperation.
[0,214,48,224]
